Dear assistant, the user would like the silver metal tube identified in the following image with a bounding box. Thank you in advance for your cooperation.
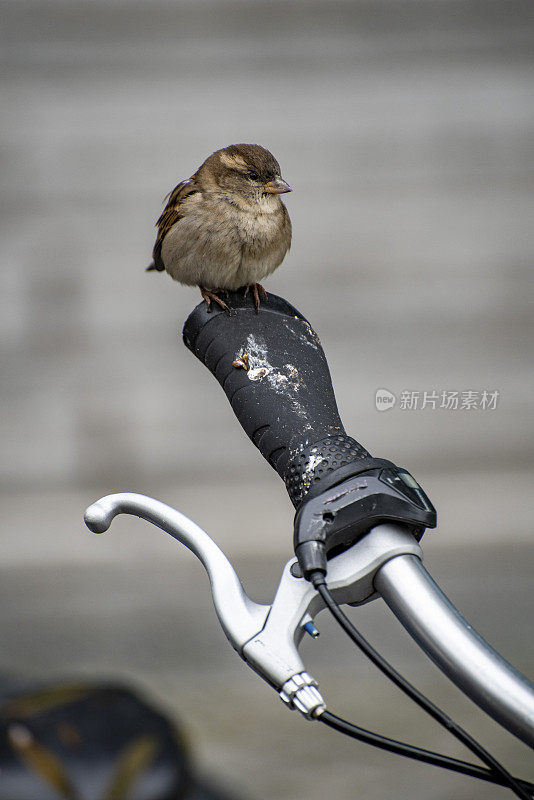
[374,554,534,748]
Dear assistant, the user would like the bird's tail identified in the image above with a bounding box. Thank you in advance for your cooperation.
[146,261,164,272]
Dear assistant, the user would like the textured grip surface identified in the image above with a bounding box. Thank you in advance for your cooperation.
[183,291,374,508]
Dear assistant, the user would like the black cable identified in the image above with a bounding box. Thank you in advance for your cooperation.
[310,572,531,800]
[318,710,534,795]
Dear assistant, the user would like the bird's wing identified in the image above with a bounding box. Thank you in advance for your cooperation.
[148,179,199,271]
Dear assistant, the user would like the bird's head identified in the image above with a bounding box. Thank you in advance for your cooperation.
[199,143,291,208]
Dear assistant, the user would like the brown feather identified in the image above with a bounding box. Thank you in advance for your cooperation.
[150,179,198,270]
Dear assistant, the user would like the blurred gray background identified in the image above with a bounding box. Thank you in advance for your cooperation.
[1,1,533,797]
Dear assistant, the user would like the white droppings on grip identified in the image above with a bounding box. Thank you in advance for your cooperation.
[236,334,308,416]
[283,320,319,350]
[302,448,325,492]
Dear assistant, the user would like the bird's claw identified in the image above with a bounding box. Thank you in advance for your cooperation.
[244,283,268,313]
[200,287,229,312]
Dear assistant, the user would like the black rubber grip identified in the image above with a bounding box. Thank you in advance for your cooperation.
[183,291,387,508]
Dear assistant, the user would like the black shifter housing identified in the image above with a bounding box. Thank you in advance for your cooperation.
[294,466,436,578]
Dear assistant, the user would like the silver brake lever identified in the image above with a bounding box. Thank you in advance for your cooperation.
[84,492,422,719]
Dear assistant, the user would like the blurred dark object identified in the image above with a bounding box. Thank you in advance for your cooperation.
[0,679,241,800]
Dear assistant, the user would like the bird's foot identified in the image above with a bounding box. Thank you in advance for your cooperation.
[244,283,268,313]
[200,287,229,312]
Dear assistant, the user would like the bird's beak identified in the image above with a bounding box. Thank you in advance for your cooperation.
[263,177,292,194]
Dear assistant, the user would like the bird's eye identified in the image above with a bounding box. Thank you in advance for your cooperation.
[247,171,259,181]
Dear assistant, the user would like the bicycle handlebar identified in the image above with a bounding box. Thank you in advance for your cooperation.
[183,291,392,509]
[84,493,534,747]
[83,290,534,771]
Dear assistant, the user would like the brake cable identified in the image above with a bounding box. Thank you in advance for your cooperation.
[318,711,534,796]
[311,571,533,800]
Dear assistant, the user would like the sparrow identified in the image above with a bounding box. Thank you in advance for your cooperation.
[147,143,292,311]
